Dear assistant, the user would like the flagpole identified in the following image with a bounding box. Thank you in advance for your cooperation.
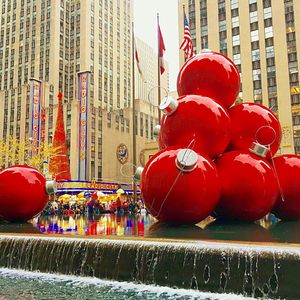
[182,5,186,61]
[132,21,137,204]
[157,13,161,124]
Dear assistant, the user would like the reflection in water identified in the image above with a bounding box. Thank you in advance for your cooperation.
[270,220,300,243]
[33,214,157,237]
[0,221,41,234]
[2,213,299,244]
[205,220,274,243]
[147,222,208,239]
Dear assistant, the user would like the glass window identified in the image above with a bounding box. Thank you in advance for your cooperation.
[250,11,258,23]
[251,30,259,41]
[231,16,239,28]
[249,3,257,12]
[232,35,240,46]
[265,26,273,38]
[264,7,272,19]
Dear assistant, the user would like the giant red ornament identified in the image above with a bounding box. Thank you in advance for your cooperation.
[141,147,221,224]
[159,95,231,158]
[271,155,300,220]
[229,103,282,158]
[0,166,54,222]
[177,50,240,108]
[215,151,279,221]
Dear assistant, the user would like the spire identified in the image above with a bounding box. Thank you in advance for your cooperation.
[49,92,71,180]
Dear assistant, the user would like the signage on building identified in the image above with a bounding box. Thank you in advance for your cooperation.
[116,143,128,164]
[56,180,140,194]
[78,72,90,180]
[30,79,42,155]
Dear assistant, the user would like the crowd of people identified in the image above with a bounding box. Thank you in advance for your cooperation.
[42,191,147,216]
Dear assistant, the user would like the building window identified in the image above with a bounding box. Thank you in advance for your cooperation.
[249,3,257,12]
[251,41,259,50]
[250,22,258,31]
[269,97,278,111]
[251,30,259,41]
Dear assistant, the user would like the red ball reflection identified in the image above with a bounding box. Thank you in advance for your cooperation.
[215,151,279,221]
[177,50,240,108]
[0,166,48,222]
[141,147,220,224]
[159,95,231,158]
[272,155,300,220]
[229,103,282,158]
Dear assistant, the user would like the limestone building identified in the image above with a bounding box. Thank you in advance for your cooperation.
[0,0,168,183]
[178,0,300,154]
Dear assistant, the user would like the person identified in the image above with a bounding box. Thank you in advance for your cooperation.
[140,206,147,215]
[84,192,93,215]
[116,196,122,214]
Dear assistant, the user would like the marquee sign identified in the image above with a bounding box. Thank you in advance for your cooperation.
[56,180,141,194]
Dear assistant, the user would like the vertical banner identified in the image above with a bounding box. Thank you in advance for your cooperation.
[78,72,90,180]
[29,79,42,155]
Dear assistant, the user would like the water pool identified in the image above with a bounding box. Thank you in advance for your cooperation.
[0,268,255,300]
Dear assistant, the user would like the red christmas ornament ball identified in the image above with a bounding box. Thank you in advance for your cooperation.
[159,94,231,158]
[177,50,240,108]
[272,155,300,220]
[141,147,221,224]
[229,103,282,158]
[0,166,48,222]
[215,151,279,221]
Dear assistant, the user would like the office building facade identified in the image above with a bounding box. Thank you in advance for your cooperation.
[0,0,168,182]
[179,0,300,154]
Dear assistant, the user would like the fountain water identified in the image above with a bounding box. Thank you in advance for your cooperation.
[0,235,299,299]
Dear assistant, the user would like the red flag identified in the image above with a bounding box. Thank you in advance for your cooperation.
[158,23,166,75]
[134,39,144,79]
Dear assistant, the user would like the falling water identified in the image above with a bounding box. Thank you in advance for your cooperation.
[0,235,299,299]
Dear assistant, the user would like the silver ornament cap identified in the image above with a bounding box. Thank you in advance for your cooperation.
[249,142,269,158]
[134,166,144,181]
[46,180,57,195]
[159,96,178,116]
[153,125,160,140]
[176,149,198,173]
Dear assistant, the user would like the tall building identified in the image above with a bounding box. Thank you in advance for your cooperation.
[0,0,169,183]
[178,0,300,155]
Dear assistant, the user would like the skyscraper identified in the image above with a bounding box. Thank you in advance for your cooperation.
[179,0,300,155]
[0,0,167,182]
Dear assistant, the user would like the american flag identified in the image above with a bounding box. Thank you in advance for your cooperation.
[180,12,194,59]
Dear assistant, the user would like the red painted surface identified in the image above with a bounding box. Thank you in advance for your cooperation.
[141,147,221,224]
[177,51,240,108]
[229,103,282,158]
[0,166,47,222]
[159,95,231,158]
[49,92,71,180]
[272,155,300,220]
[215,151,279,221]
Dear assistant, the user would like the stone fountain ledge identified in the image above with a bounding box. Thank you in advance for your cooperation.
[0,234,299,299]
